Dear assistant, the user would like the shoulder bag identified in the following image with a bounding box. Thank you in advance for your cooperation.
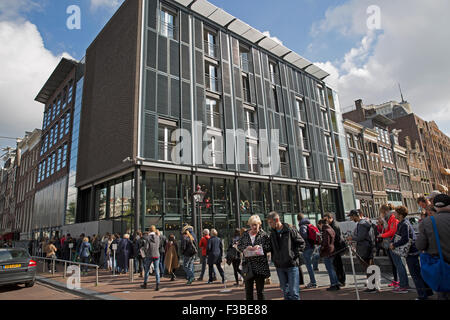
[420,216,450,292]
[392,224,413,258]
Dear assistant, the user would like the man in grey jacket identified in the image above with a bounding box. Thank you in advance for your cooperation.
[347,210,377,293]
[141,226,161,291]
[416,194,450,300]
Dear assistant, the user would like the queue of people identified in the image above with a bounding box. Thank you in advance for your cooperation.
[8,191,449,300]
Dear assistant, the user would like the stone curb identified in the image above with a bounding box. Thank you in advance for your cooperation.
[36,275,123,300]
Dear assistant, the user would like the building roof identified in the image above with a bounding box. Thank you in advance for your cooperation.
[367,114,395,126]
[174,0,329,80]
[34,58,79,104]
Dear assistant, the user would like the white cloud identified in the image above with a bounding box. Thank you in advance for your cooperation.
[311,0,450,136]
[0,18,72,159]
[262,31,283,45]
[90,0,123,11]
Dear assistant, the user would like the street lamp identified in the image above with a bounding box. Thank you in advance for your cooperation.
[193,184,206,241]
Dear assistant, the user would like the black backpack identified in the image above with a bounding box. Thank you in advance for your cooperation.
[184,237,198,257]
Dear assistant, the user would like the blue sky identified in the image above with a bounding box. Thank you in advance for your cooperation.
[24,0,352,63]
[1,0,449,165]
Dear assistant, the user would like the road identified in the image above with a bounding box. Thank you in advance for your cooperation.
[0,281,83,300]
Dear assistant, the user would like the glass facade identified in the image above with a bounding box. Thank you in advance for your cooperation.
[64,77,83,225]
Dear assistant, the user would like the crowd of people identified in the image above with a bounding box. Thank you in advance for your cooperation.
[5,191,449,301]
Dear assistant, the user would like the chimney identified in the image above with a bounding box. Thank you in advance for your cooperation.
[355,99,363,110]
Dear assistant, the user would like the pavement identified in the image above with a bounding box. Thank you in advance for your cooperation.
[30,258,435,301]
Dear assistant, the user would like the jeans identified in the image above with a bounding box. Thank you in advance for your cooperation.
[199,255,207,279]
[159,253,165,276]
[323,256,339,287]
[387,249,398,282]
[333,254,346,284]
[302,248,317,285]
[183,256,195,281]
[209,262,225,282]
[390,250,408,288]
[405,255,433,299]
[232,259,242,283]
[81,256,90,273]
[276,267,300,300]
[244,275,266,300]
[144,257,160,285]
[312,247,320,270]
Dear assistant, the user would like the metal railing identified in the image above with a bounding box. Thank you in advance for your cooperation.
[158,141,176,162]
[204,41,219,59]
[206,110,222,129]
[242,87,251,103]
[205,75,222,93]
[280,162,290,177]
[240,56,250,73]
[159,20,176,39]
[32,256,100,286]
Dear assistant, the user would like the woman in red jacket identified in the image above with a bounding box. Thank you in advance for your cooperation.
[378,203,400,288]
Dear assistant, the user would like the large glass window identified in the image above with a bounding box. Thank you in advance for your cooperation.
[206,98,221,129]
[96,185,107,220]
[205,63,220,93]
[245,109,257,138]
[279,149,289,177]
[296,98,306,122]
[242,75,251,103]
[248,141,258,173]
[204,30,218,59]
[146,172,162,215]
[303,155,312,179]
[158,124,177,162]
[159,7,176,39]
[165,173,181,214]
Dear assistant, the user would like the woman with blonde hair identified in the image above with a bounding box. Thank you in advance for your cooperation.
[181,226,198,284]
[78,237,92,275]
[237,215,271,300]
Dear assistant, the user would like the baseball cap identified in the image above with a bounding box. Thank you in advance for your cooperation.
[427,190,441,200]
[433,194,450,208]
[347,209,359,217]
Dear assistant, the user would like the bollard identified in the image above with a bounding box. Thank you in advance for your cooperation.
[96,266,99,287]
[64,261,67,279]
[52,257,55,275]
[42,258,45,273]
[129,259,134,282]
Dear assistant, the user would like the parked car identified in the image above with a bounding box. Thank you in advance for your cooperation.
[0,248,36,288]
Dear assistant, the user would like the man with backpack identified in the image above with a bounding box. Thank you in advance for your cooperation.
[347,209,377,293]
[268,212,305,300]
[297,213,321,288]
[324,212,347,287]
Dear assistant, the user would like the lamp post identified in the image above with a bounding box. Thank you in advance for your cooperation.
[193,184,206,241]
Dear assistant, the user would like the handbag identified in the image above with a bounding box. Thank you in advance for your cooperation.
[420,216,450,292]
[392,224,413,258]
[242,260,254,281]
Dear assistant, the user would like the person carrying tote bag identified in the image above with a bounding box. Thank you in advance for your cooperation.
[420,216,450,293]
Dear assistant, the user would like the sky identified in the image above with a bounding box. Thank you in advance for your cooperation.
[1,0,449,166]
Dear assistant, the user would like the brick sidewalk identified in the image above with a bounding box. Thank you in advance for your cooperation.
[35,260,428,300]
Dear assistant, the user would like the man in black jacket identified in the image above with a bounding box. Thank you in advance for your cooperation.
[267,212,305,300]
[324,213,346,286]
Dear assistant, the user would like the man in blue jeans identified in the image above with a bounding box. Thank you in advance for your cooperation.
[140,226,161,291]
[268,212,305,300]
[298,213,318,288]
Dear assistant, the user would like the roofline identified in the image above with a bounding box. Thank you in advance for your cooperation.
[34,58,79,105]
[171,0,330,81]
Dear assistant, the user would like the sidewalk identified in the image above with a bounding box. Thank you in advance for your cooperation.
[34,260,430,301]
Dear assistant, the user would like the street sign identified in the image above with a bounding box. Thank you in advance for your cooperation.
[112,243,117,251]
[68,243,73,249]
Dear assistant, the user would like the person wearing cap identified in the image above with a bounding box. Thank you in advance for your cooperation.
[347,209,377,293]
[416,194,450,300]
